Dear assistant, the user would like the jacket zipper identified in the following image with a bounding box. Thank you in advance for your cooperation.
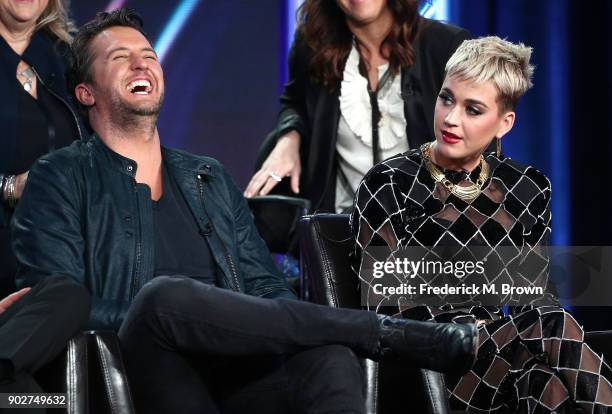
[32,67,85,141]
[130,181,142,299]
[197,175,241,292]
[131,238,142,299]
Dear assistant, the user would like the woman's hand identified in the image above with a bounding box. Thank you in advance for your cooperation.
[14,171,29,200]
[2,171,29,205]
[245,131,301,197]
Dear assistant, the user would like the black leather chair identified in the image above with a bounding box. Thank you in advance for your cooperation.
[35,330,135,414]
[34,332,89,413]
[247,195,311,256]
[299,213,451,414]
[299,213,612,414]
[248,195,310,299]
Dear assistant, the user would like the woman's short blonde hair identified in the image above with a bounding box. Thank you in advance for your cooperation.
[35,0,76,43]
[445,36,535,112]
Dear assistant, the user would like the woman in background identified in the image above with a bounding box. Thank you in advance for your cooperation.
[0,0,82,297]
[246,0,469,214]
[352,36,612,412]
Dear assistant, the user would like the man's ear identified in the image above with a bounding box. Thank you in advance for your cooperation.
[75,83,95,107]
[496,111,515,139]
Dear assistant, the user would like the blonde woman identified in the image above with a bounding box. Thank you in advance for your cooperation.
[0,0,82,297]
[352,37,612,412]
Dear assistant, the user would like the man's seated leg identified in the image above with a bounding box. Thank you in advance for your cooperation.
[0,276,90,391]
[119,304,219,413]
[119,275,476,412]
[218,345,365,414]
[122,335,363,414]
[118,276,376,412]
[118,276,380,357]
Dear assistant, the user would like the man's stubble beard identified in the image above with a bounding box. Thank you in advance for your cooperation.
[109,88,165,130]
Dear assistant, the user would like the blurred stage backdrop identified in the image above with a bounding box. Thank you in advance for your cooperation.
[71,1,612,327]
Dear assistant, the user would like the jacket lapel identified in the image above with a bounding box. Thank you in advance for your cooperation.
[401,31,432,150]
[305,88,340,210]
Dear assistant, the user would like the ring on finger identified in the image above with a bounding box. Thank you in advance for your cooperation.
[269,171,283,182]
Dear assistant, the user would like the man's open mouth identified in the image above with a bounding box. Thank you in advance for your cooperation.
[127,79,152,95]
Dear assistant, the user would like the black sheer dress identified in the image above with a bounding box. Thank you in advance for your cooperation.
[352,147,612,413]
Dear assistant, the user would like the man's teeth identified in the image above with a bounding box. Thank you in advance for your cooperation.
[127,80,152,94]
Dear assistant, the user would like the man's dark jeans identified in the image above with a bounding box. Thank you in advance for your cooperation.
[118,276,381,414]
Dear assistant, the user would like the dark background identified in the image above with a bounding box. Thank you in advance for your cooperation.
[70,1,612,329]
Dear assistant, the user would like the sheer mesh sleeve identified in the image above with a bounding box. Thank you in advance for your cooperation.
[350,152,559,317]
[509,168,559,314]
[350,158,425,311]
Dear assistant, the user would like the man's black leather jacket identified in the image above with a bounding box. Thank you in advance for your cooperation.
[12,135,296,330]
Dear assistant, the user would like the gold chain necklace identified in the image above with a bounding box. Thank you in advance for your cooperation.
[421,142,489,203]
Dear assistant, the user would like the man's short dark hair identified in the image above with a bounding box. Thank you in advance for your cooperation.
[68,8,152,111]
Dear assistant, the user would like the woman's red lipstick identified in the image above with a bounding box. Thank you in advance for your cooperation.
[442,131,462,144]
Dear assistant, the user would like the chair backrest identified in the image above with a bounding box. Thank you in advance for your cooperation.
[299,213,380,413]
[247,195,310,256]
[298,214,361,308]
[299,213,451,414]
[248,195,311,298]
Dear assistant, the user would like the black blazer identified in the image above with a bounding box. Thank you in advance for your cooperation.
[0,30,84,227]
[256,19,470,211]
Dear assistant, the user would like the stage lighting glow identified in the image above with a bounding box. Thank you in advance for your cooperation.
[155,0,201,63]
[278,0,304,90]
[419,0,449,21]
[286,0,302,57]
[105,0,127,12]
[548,1,570,246]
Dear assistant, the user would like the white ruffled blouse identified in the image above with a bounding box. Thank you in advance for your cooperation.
[335,45,409,213]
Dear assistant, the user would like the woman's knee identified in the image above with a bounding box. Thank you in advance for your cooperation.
[539,307,583,341]
[516,365,570,409]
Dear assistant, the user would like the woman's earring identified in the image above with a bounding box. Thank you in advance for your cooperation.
[496,138,502,158]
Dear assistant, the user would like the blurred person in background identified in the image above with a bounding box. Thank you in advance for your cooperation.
[246,0,469,215]
[0,0,83,297]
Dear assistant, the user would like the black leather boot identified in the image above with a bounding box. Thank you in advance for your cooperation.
[374,315,477,375]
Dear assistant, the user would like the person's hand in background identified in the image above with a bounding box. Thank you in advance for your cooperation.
[245,131,301,197]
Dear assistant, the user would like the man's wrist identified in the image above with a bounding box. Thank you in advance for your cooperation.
[2,175,17,207]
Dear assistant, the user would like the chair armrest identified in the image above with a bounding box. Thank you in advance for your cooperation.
[421,370,451,414]
[86,330,135,414]
[247,195,311,211]
[35,332,89,414]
